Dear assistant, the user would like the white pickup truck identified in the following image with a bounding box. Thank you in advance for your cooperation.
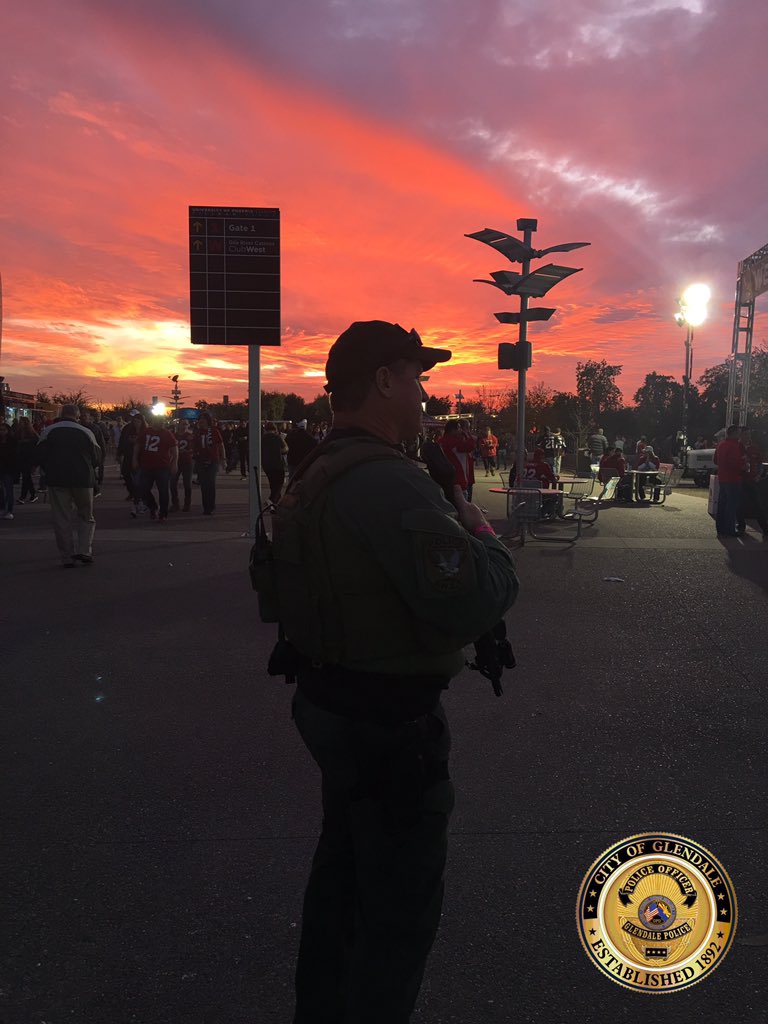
[681,448,717,487]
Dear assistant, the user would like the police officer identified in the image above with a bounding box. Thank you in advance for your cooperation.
[272,321,519,1024]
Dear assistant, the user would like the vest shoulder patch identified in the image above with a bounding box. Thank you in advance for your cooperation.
[403,508,476,595]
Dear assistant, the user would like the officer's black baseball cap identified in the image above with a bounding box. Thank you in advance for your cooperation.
[324,320,452,392]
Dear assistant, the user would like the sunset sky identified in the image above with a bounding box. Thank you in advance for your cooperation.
[2,0,767,408]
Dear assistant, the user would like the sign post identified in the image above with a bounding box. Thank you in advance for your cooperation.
[189,205,280,536]
[466,223,589,484]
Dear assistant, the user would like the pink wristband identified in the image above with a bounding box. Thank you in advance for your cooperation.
[473,524,495,537]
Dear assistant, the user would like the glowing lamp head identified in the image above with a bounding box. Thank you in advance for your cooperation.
[683,283,711,307]
[677,282,710,327]
[682,307,707,327]
[151,402,167,416]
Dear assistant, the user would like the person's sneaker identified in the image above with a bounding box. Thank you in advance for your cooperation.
[29,495,39,503]
[129,508,138,518]
[75,553,94,564]
[94,489,102,498]
[17,498,25,504]
[62,558,77,568]
[240,476,247,481]
[3,512,14,520]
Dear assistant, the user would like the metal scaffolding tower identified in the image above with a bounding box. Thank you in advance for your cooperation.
[726,242,768,426]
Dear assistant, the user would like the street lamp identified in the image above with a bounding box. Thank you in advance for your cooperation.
[168,374,183,419]
[675,283,710,452]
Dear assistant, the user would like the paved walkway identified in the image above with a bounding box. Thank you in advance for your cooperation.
[2,468,766,1023]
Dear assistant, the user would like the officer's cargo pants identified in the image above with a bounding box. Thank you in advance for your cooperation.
[291,687,454,1024]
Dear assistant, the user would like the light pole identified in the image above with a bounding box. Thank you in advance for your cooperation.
[466,221,590,484]
[674,283,710,453]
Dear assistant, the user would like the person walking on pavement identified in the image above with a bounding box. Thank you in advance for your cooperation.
[79,408,106,497]
[16,417,40,504]
[269,320,519,1024]
[117,411,143,504]
[0,420,18,519]
[737,427,768,535]
[261,422,287,504]
[133,416,178,522]
[236,419,250,480]
[193,411,225,515]
[479,426,498,476]
[588,426,609,463]
[35,403,101,566]
[714,425,746,537]
[285,419,317,477]
[171,421,194,512]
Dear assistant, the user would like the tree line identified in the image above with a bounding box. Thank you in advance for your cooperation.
[34,350,767,445]
[427,352,768,447]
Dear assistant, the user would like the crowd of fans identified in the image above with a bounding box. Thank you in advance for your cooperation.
[2,408,764,533]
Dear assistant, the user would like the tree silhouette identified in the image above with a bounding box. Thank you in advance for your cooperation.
[575,359,622,422]
[424,394,452,416]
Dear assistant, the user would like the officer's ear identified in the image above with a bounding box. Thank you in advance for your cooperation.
[374,365,396,398]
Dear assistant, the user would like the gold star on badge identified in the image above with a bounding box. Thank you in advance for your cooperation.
[718,893,725,901]
[720,908,728,917]
[589,891,597,898]
[587,905,594,913]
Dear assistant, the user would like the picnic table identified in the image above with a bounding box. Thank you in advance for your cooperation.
[626,464,682,504]
[489,477,614,544]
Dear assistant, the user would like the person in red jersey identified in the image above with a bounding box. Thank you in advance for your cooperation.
[194,411,225,515]
[737,427,768,535]
[517,448,559,517]
[522,447,558,487]
[438,420,475,496]
[458,420,478,501]
[598,446,626,484]
[714,425,746,537]
[171,420,195,512]
[133,417,178,522]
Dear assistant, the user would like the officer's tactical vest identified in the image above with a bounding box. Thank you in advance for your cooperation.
[270,436,406,666]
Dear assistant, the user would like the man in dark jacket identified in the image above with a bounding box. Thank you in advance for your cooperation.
[261,422,286,503]
[277,321,520,1024]
[0,420,18,519]
[36,404,102,566]
[117,411,143,501]
[285,419,317,476]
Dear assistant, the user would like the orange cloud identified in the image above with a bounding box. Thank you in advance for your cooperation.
[1,2,742,409]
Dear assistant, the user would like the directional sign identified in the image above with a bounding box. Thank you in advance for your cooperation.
[494,308,555,324]
[189,206,281,346]
[740,248,768,301]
